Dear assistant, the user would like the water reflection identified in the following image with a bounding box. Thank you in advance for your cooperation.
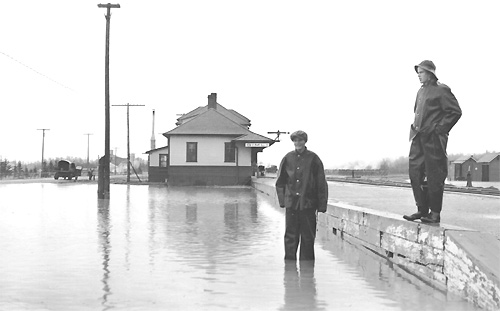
[317,222,480,311]
[281,260,322,311]
[147,186,157,271]
[186,202,197,224]
[161,187,261,268]
[97,199,112,310]
[0,183,482,310]
[153,187,285,308]
[125,186,131,271]
[224,202,239,238]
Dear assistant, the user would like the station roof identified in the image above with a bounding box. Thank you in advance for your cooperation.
[165,109,249,136]
[176,103,251,127]
[164,109,273,146]
[232,133,275,144]
[144,146,168,154]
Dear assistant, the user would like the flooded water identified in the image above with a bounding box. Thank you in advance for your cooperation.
[0,183,480,310]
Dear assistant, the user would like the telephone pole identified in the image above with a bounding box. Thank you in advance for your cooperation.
[267,130,289,142]
[97,3,120,199]
[37,128,50,177]
[84,133,93,169]
[112,103,144,182]
[114,147,118,175]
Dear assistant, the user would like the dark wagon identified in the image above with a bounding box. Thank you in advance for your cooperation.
[54,160,82,180]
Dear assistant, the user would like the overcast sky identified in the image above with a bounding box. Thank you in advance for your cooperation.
[1,0,498,169]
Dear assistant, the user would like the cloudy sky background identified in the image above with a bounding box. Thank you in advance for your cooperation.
[1,0,498,169]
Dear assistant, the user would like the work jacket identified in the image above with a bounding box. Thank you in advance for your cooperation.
[275,148,328,212]
[409,80,462,141]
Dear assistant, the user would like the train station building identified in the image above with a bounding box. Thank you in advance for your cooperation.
[145,93,275,185]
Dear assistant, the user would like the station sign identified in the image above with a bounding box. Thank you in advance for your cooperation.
[245,142,270,147]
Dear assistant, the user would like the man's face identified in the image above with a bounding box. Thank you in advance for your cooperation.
[293,139,306,152]
[417,68,432,84]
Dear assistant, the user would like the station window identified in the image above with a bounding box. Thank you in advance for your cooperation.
[159,154,168,167]
[224,142,235,163]
[186,142,197,162]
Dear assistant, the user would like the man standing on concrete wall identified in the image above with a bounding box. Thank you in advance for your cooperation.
[404,60,462,224]
[276,130,328,260]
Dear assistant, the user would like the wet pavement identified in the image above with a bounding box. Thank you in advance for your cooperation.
[257,177,500,240]
[325,181,500,240]
[0,183,481,310]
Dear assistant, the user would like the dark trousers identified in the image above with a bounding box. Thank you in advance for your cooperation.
[284,208,317,260]
[409,132,448,214]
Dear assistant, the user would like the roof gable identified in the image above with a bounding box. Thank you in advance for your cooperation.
[164,109,251,136]
[452,155,478,164]
[176,103,250,127]
[176,106,206,125]
[477,153,500,163]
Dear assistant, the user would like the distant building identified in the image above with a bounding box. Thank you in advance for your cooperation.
[146,93,275,185]
[449,153,500,182]
[145,146,169,182]
[109,153,139,175]
[451,155,478,181]
[476,153,500,182]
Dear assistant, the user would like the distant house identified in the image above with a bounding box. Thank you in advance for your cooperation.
[476,153,500,182]
[109,153,140,175]
[145,146,169,182]
[448,153,500,182]
[155,93,275,186]
[451,155,478,181]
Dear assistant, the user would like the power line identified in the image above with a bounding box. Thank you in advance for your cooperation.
[0,50,75,92]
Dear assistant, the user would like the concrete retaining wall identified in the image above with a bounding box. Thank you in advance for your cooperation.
[252,179,500,311]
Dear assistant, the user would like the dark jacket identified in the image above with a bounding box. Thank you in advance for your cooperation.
[275,148,328,212]
[409,81,462,141]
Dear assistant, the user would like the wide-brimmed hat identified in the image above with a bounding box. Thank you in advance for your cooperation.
[290,130,308,142]
[414,60,437,79]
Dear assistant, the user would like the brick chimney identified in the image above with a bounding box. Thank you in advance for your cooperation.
[207,93,217,110]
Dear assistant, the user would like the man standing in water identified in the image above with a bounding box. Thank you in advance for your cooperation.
[276,130,328,260]
[403,60,462,224]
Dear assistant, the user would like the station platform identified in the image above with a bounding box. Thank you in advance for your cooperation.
[252,176,500,311]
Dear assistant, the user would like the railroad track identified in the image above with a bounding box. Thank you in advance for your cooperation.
[326,176,500,196]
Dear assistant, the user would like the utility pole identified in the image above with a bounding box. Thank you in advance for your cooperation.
[37,129,50,177]
[114,147,118,175]
[267,130,289,142]
[84,133,93,169]
[112,103,144,182]
[97,3,120,199]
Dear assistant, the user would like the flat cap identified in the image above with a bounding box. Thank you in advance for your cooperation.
[290,130,308,142]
